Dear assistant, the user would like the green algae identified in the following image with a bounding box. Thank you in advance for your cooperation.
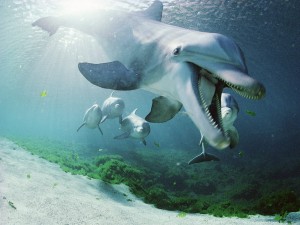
[8,137,300,218]
[257,190,300,215]
[177,212,187,218]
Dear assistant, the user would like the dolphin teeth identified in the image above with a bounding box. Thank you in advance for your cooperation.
[215,76,265,100]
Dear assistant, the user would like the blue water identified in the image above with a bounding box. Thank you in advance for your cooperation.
[0,0,299,160]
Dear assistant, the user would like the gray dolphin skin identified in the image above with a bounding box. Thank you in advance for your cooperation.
[114,109,150,145]
[77,104,103,135]
[101,91,125,124]
[32,1,265,150]
[188,93,239,164]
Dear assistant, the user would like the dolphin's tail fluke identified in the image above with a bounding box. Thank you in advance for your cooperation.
[32,16,60,36]
[188,152,220,165]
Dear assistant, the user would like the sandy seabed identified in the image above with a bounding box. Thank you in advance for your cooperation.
[0,137,299,225]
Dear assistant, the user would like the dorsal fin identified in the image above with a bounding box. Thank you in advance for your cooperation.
[131,108,138,115]
[135,1,163,21]
[110,91,115,97]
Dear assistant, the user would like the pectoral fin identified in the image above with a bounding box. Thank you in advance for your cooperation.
[78,61,140,90]
[77,123,86,132]
[142,139,147,146]
[114,131,131,140]
[98,125,104,135]
[100,115,108,123]
[118,115,123,124]
[145,96,182,123]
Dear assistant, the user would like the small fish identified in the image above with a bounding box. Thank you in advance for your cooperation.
[177,212,187,218]
[173,181,177,186]
[27,174,31,179]
[238,151,244,158]
[245,110,256,117]
[154,142,160,148]
[40,90,47,97]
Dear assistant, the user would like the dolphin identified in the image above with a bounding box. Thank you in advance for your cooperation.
[221,93,239,149]
[188,93,239,164]
[101,91,125,124]
[114,109,150,145]
[32,1,265,150]
[77,104,103,135]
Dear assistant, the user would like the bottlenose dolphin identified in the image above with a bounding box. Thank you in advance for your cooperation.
[77,104,103,135]
[101,91,125,124]
[188,93,239,164]
[32,1,265,150]
[114,109,150,145]
[221,93,239,149]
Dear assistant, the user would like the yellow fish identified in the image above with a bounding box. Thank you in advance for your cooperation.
[245,110,256,117]
[40,90,47,97]
[154,142,160,148]
[238,151,244,157]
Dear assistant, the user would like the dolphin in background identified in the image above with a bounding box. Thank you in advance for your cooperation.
[101,91,125,124]
[77,104,103,135]
[32,1,265,150]
[221,93,239,149]
[114,109,150,146]
[188,93,239,164]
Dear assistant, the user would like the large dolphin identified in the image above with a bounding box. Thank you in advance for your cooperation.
[77,104,103,135]
[32,1,265,150]
[188,93,239,164]
[114,109,150,146]
[101,91,125,124]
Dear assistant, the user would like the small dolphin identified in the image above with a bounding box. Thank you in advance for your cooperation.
[221,93,239,148]
[101,91,125,124]
[188,93,239,164]
[77,104,103,135]
[32,1,265,150]
[114,109,150,145]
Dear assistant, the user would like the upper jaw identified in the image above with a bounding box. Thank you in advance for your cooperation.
[205,63,266,100]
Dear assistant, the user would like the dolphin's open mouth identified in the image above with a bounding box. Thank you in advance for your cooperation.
[197,68,226,143]
[197,67,265,147]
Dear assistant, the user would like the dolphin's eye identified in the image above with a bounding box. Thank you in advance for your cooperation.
[173,46,181,56]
